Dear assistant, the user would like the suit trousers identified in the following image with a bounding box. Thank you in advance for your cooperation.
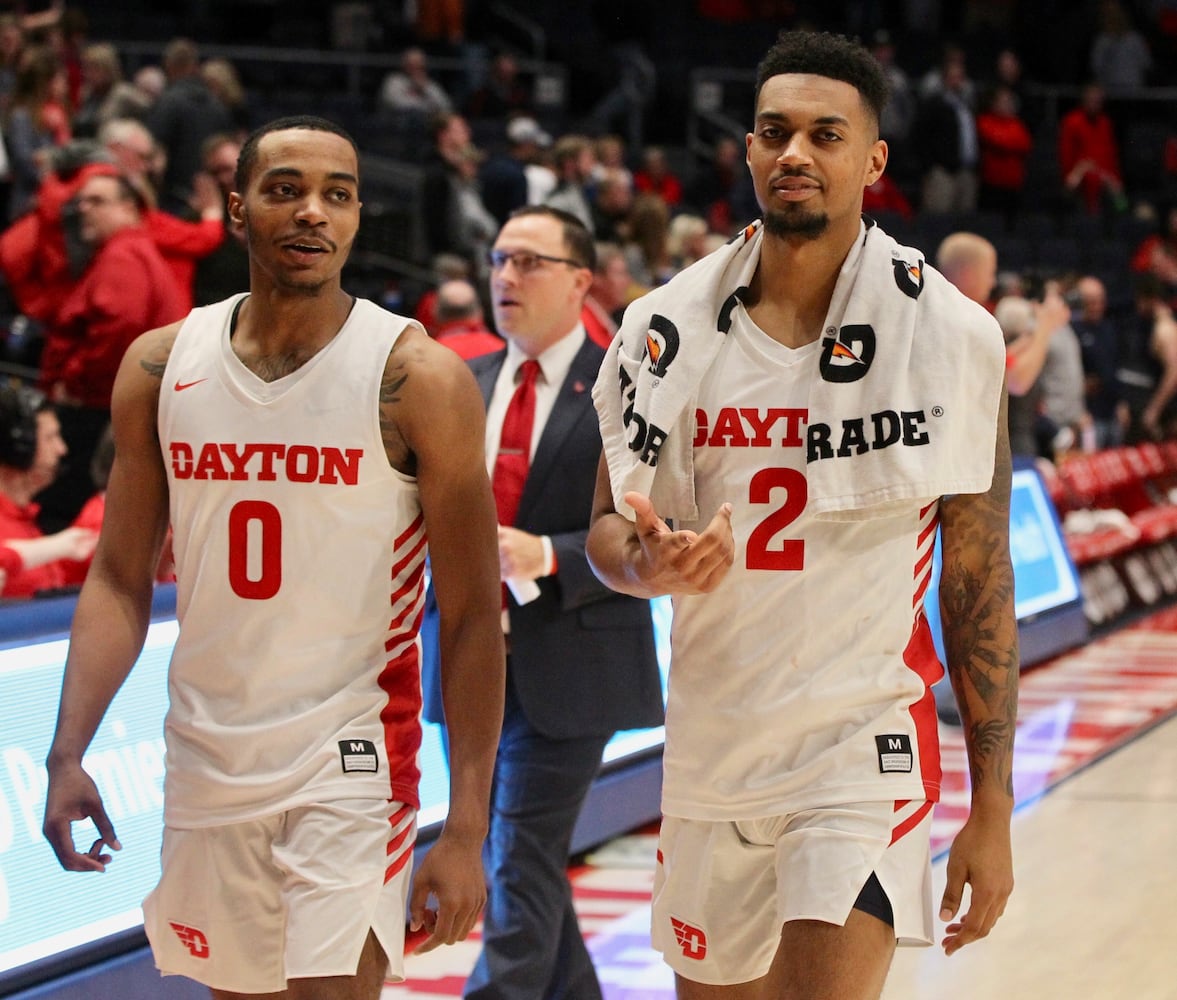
[464,661,611,1000]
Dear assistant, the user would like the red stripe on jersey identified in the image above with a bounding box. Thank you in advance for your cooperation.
[917,514,939,548]
[385,843,413,884]
[394,511,425,551]
[384,802,416,882]
[912,504,939,614]
[379,606,425,809]
[389,801,413,829]
[902,614,943,801]
[386,816,415,856]
[890,799,934,845]
[388,561,426,633]
[391,524,427,582]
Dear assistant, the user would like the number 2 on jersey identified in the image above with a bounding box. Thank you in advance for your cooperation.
[746,468,806,571]
[228,500,282,599]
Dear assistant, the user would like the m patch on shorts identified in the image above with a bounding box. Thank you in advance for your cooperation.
[338,739,380,773]
[874,734,913,773]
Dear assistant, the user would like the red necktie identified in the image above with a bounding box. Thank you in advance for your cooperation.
[492,359,541,529]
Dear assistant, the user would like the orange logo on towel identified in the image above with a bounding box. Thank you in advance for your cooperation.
[170,921,210,959]
[670,916,707,960]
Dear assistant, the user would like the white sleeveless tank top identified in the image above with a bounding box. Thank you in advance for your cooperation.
[158,294,427,827]
[661,303,943,821]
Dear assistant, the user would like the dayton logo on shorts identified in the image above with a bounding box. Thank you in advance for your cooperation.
[169,921,210,959]
[893,257,925,300]
[670,916,708,960]
[819,324,876,383]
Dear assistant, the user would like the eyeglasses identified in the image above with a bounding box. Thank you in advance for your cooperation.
[486,248,587,274]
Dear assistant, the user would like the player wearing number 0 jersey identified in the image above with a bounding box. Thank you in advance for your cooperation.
[157,292,427,827]
[43,119,503,994]
[662,302,942,821]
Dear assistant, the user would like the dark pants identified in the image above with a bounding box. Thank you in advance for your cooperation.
[465,666,610,1000]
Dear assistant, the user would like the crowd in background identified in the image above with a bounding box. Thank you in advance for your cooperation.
[3,0,1177,599]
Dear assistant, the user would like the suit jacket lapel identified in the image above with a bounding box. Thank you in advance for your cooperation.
[516,338,601,523]
[472,350,505,408]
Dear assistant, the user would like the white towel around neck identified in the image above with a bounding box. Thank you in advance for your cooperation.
[593,218,1007,523]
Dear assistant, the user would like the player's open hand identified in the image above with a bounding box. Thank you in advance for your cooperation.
[625,492,734,594]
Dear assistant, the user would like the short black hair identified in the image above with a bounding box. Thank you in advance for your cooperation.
[755,30,890,129]
[235,115,359,192]
[505,205,597,272]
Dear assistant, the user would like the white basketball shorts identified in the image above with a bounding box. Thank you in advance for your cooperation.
[143,798,417,993]
[650,799,934,986]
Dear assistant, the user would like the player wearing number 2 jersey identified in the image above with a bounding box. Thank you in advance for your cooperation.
[588,31,1018,1000]
[42,117,505,1000]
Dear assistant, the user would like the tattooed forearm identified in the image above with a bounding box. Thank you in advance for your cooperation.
[967,719,1013,793]
[939,474,1019,799]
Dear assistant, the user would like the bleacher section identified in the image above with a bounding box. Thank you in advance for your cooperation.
[1040,443,1177,626]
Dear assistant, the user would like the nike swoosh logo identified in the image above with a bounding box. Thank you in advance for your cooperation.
[174,378,209,392]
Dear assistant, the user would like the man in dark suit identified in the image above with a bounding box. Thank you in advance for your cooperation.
[423,205,663,998]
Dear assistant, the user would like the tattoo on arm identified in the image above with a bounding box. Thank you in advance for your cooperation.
[379,366,408,404]
[138,334,176,379]
[378,360,412,473]
[939,464,1019,798]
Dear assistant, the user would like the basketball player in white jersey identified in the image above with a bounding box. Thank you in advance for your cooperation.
[42,116,505,999]
[588,32,1018,1000]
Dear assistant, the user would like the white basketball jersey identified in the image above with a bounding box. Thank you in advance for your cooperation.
[661,304,943,821]
[158,294,427,827]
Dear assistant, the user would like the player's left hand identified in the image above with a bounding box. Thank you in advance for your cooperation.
[938,805,1014,955]
[407,830,486,954]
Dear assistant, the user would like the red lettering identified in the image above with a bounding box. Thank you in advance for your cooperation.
[193,442,229,480]
[169,442,194,478]
[253,443,286,481]
[708,407,749,447]
[694,408,808,448]
[285,444,319,483]
[319,447,362,485]
[693,408,708,448]
[774,408,807,446]
[218,443,253,481]
[165,442,363,484]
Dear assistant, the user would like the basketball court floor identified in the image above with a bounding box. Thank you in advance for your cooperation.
[384,603,1177,999]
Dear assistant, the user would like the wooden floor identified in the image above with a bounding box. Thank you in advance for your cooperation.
[385,603,1177,1000]
[882,712,1177,1000]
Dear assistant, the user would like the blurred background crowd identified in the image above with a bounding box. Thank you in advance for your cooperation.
[2,0,1177,600]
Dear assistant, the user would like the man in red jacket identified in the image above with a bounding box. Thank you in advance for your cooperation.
[1058,82,1125,215]
[35,172,186,532]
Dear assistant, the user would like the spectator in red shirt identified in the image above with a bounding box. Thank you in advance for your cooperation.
[976,84,1034,224]
[0,383,97,599]
[36,171,186,532]
[1058,82,1126,215]
[1130,201,1177,307]
[633,145,683,208]
[861,172,914,220]
[432,279,504,359]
